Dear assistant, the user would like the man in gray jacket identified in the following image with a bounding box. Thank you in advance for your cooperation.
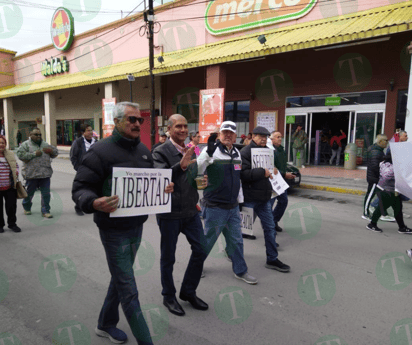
[16,128,58,218]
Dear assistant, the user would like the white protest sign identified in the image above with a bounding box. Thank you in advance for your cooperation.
[110,167,172,218]
[240,207,254,236]
[391,142,412,200]
[251,148,288,195]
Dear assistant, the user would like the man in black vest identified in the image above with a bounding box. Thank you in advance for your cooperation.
[70,124,96,215]
[152,114,208,317]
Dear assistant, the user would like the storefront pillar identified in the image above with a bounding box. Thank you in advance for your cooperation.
[206,65,226,89]
[3,98,15,149]
[405,41,412,135]
[44,92,57,146]
[104,81,120,100]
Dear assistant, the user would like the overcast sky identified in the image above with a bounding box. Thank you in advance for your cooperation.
[0,0,170,55]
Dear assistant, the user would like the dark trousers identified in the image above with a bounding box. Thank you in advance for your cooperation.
[0,188,17,227]
[98,225,153,345]
[371,190,405,228]
[157,214,207,300]
[270,190,289,225]
[22,178,51,214]
[363,182,378,217]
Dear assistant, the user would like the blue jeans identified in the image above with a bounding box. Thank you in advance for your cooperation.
[22,178,51,214]
[270,190,288,225]
[157,214,207,300]
[243,200,278,262]
[98,225,153,345]
[202,206,248,276]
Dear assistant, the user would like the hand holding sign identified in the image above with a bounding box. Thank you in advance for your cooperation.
[93,195,119,213]
[264,169,273,179]
[180,146,196,170]
[165,182,174,193]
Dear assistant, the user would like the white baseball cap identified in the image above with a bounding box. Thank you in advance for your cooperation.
[220,121,237,134]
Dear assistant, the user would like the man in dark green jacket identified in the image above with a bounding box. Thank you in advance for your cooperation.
[269,131,295,232]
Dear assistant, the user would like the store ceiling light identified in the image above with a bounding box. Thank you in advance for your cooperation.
[257,35,267,45]
[314,37,390,51]
[157,56,164,64]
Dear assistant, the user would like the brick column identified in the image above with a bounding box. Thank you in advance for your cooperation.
[44,92,57,146]
[206,65,226,89]
[3,98,15,149]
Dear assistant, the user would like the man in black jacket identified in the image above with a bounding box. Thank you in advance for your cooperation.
[152,114,208,317]
[240,126,290,272]
[70,123,96,215]
[72,102,174,345]
[363,134,388,220]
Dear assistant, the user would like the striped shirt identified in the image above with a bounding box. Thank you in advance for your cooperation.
[0,157,14,191]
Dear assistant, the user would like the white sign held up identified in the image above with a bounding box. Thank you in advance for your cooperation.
[391,142,412,200]
[240,207,254,236]
[110,167,172,218]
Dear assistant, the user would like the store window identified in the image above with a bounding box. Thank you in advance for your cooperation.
[225,100,250,139]
[56,119,95,145]
[396,89,408,130]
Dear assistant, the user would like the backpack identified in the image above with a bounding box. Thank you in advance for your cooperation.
[332,140,339,150]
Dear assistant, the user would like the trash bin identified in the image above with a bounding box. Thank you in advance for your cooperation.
[295,149,304,168]
[344,143,357,170]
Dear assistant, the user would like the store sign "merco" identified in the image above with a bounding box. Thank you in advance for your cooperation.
[205,0,317,35]
[41,57,69,77]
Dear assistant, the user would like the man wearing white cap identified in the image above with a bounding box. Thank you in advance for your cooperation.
[197,121,258,285]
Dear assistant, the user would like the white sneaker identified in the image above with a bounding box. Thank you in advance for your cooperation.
[361,214,371,221]
[406,249,412,260]
[235,272,258,285]
[380,215,395,222]
[404,213,411,219]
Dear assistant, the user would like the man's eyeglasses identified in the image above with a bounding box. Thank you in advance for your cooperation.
[32,134,42,136]
[128,116,144,124]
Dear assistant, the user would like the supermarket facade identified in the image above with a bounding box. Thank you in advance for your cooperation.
[0,0,412,165]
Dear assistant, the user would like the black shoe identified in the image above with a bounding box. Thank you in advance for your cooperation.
[265,259,290,272]
[75,208,84,216]
[8,225,21,233]
[398,227,412,234]
[179,293,208,310]
[275,225,283,232]
[0,228,3,233]
[366,223,382,233]
[163,298,185,316]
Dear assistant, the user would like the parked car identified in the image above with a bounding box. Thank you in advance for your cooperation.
[286,163,301,187]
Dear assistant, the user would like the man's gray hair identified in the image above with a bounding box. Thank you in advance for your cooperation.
[399,130,407,136]
[113,102,140,120]
[375,134,387,143]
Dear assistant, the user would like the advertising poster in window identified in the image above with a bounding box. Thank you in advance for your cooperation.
[102,98,116,138]
[254,111,277,133]
[199,88,224,144]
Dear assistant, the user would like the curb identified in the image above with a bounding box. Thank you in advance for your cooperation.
[300,183,365,196]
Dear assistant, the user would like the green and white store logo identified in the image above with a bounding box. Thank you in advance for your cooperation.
[116,238,156,277]
[376,252,412,291]
[0,0,23,39]
[333,53,372,92]
[283,202,322,240]
[0,333,22,345]
[24,189,63,227]
[255,69,294,108]
[314,335,347,345]
[63,0,102,22]
[52,320,90,345]
[214,286,253,325]
[298,268,336,306]
[74,38,113,77]
[0,269,9,303]
[38,254,77,293]
[390,318,412,345]
[130,304,169,343]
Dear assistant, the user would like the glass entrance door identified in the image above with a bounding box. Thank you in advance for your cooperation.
[353,111,383,164]
[285,114,308,163]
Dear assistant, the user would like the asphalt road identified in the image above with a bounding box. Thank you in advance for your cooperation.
[0,158,411,345]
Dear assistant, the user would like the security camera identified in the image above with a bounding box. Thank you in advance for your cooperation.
[329,108,333,111]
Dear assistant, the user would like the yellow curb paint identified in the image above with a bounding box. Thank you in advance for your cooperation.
[300,183,365,196]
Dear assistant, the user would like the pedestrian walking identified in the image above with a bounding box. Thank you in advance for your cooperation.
[151,131,167,152]
[72,102,174,345]
[292,124,307,166]
[70,124,96,216]
[329,129,346,166]
[16,128,58,218]
[197,121,258,285]
[366,153,412,234]
[240,127,290,272]
[269,131,295,232]
[362,134,388,221]
[152,114,208,317]
[0,135,21,233]
[186,131,201,157]
[16,130,22,147]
